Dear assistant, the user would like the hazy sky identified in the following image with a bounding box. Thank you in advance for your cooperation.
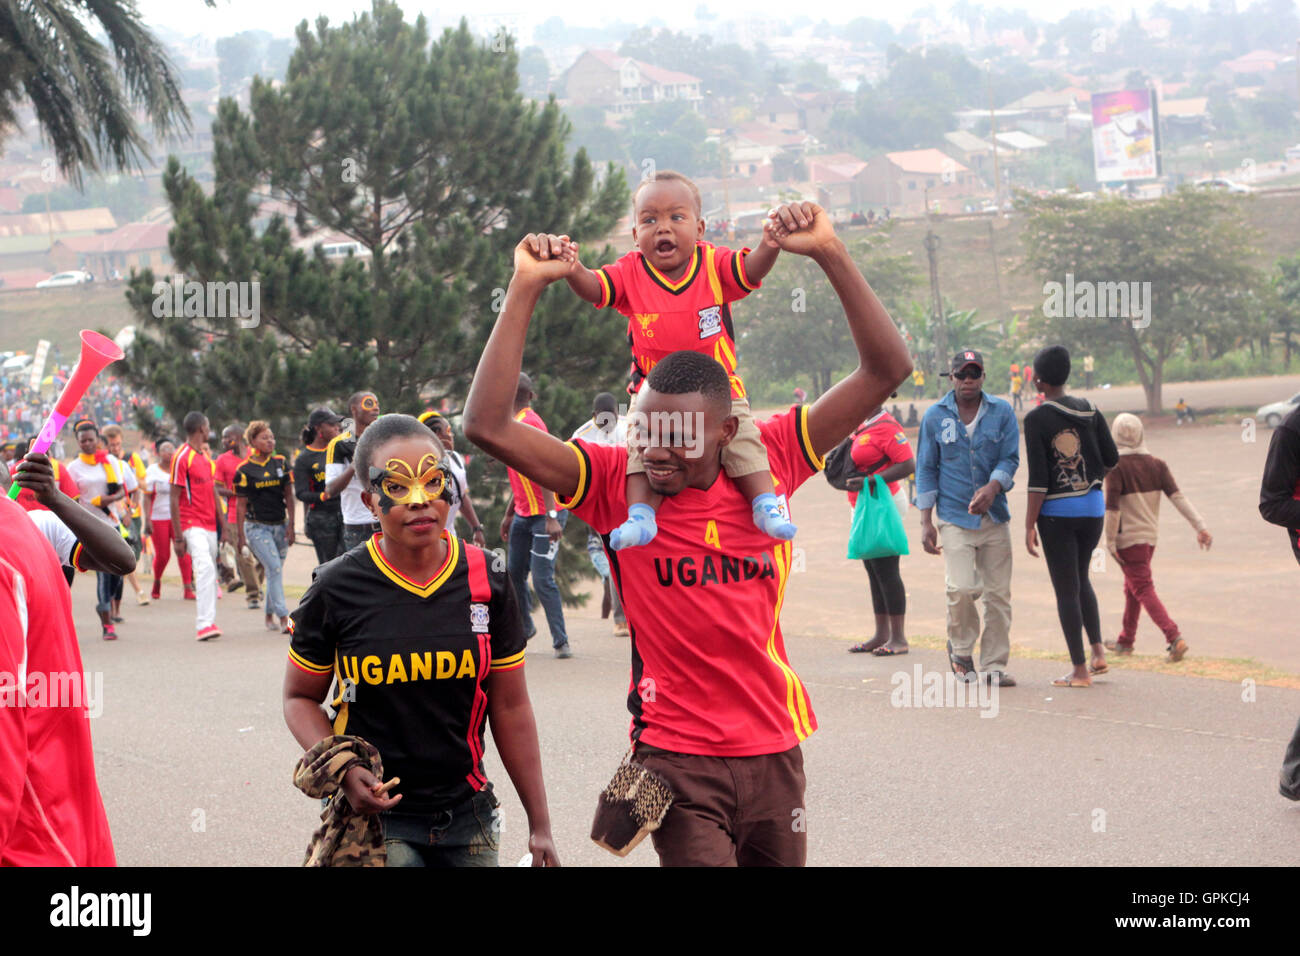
[136,0,1198,41]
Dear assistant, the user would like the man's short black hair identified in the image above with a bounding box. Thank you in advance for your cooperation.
[355,413,444,492]
[182,411,207,435]
[644,351,731,415]
[516,373,534,408]
[348,391,375,415]
[593,392,618,417]
[1033,345,1071,387]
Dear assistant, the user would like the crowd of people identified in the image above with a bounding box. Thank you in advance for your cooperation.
[4,173,1299,870]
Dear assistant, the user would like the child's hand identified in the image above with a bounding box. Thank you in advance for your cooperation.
[766,202,837,255]
[760,218,782,250]
[514,233,574,284]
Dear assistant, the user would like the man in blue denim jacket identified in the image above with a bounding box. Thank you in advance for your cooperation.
[916,350,1021,686]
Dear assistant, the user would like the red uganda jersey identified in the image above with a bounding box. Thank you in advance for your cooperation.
[847,411,913,506]
[171,442,218,532]
[560,405,824,757]
[214,450,244,525]
[509,408,552,517]
[595,241,759,399]
[10,458,81,512]
[0,495,116,865]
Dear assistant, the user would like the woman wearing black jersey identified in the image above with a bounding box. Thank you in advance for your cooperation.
[283,414,558,866]
[295,407,345,564]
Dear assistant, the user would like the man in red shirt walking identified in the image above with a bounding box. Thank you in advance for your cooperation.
[500,373,570,658]
[171,412,223,640]
[214,423,263,607]
[465,202,912,865]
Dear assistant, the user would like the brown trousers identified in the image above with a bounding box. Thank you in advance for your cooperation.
[633,743,806,867]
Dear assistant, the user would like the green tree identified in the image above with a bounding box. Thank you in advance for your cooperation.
[623,101,718,179]
[1018,189,1266,413]
[742,232,921,397]
[120,4,628,601]
[0,0,193,185]
[1272,251,1300,368]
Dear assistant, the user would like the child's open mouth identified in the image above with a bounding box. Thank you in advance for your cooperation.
[655,239,676,255]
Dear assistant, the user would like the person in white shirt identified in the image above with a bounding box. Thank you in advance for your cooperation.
[144,440,194,600]
[418,410,487,548]
[324,391,382,552]
[63,419,136,639]
[570,392,629,636]
[1,452,135,584]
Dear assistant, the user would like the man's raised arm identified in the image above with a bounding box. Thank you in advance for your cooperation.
[768,203,912,457]
[463,235,585,499]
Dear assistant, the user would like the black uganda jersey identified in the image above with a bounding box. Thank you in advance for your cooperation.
[288,531,526,812]
[233,454,291,523]
[294,446,340,516]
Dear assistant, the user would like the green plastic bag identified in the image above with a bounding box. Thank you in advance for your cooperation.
[847,475,910,560]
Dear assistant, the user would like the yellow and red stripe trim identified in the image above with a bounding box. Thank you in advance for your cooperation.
[491,649,526,672]
[640,245,701,294]
[767,542,814,740]
[367,531,460,598]
[596,267,616,309]
[796,403,826,472]
[555,441,592,512]
[288,648,332,675]
[69,542,88,573]
[732,247,758,292]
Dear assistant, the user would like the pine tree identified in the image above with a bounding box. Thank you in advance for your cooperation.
[120,3,630,601]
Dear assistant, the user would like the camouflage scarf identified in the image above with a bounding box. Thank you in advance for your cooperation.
[292,735,386,867]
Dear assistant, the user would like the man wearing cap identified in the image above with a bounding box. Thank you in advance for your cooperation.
[915,350,1021,686]
[295,407,345,565]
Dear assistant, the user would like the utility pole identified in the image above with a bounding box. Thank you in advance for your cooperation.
[987,62,1001,210]
[924,229,946,375]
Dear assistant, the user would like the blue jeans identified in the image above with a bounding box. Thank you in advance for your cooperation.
[587,531,625,625]
[509,511,568,648]
[95,571,123,614]
[381,784,501,867]
[244,521,289,619]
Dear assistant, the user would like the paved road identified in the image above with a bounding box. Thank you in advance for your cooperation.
[77,580,1299,867]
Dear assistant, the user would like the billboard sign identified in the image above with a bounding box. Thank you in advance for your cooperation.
[1091,89,1160,182]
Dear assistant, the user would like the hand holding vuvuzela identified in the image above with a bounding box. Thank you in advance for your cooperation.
[6,330,123,501]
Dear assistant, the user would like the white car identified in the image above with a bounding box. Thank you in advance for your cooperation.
[1192,178,1255,194]
[35,270,92,289]
[1257,392,1300,428]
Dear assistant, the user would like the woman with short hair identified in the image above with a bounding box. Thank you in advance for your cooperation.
[1023,346,1120,687]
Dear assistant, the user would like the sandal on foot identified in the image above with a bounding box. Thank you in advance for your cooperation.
[1052,676,1092,688]
[1167,637,1188,662]
[849,639,887,653]
[947,640,976,680]
[1089,662,1109,675]
[871,646,909,656]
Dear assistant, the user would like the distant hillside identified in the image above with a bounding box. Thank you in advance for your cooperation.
[0,283,136,357]
[4,189,1300,360]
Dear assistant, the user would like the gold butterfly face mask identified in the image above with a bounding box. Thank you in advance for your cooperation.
[368,453,448,513]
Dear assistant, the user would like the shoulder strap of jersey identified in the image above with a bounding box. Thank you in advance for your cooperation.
[702,243,723,306]
[464,544,491,603]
